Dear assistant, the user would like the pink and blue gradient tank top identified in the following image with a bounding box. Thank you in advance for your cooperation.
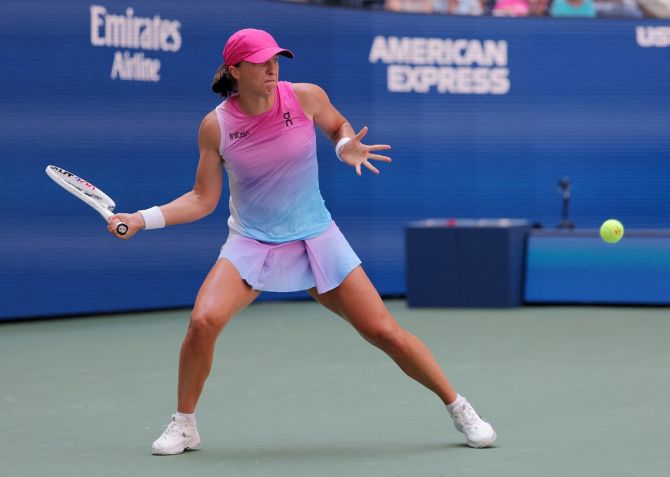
[215,81,332,243]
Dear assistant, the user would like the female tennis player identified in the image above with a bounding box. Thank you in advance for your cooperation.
[109,28,496,454]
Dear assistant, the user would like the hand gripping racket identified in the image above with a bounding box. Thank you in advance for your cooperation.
[46,165,128,235]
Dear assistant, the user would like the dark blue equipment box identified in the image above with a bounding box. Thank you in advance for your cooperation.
[406,219,531,308]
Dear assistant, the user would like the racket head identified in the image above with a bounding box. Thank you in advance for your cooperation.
[46,165,116,212]
[46,165,128,235]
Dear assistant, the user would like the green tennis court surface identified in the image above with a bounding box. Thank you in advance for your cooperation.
[2,301,669,477]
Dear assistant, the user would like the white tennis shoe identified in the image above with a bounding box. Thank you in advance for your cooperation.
[449,398,497,448]
[151,414,201,455]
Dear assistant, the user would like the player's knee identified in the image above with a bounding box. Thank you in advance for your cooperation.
[366,324,407,357]
[188,309,229,340]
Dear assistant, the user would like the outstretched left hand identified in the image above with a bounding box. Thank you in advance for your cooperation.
[338,126,392,176]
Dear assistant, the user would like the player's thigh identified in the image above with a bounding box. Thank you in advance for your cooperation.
[307,287,342,317]
[191,258,260,330]
[318,266,395,335]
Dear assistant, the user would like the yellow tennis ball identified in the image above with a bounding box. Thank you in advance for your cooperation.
[600,219,624,243]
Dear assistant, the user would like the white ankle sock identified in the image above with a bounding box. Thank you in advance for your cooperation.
[446,394,466,413]
[176,411,196,425]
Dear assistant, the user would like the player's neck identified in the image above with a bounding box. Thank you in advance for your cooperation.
[236,89,276,117]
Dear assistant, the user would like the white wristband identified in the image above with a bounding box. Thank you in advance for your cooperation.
[335,137,352,162]
[139,206,166,230]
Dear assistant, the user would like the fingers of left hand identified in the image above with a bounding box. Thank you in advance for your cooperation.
[354,126,369,141]
[368,153,392,163]
[366,144,391,152]
[363,160,380,175]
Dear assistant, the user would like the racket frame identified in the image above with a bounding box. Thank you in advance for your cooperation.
[46,165,128,235]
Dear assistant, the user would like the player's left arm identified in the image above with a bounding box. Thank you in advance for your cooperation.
[293,83,392,176]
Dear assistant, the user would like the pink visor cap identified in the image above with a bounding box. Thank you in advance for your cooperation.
[223,29,294,67]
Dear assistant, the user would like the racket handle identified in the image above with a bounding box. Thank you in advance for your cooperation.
[100,210,127,236]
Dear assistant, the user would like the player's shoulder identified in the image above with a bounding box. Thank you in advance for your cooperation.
[198,109,221,146]
[292,83,330,116]
[292,82,327,99]
[201,109,219,126]
[200,110,220,132]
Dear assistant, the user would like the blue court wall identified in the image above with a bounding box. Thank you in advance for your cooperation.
[1,1,669,319]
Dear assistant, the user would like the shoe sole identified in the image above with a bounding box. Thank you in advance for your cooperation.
[152,438,201,456]
[467,431,496,449]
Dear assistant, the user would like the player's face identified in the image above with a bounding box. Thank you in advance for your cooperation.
[234,56,279,96]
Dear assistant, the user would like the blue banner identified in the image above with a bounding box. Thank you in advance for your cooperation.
[1,1,669,318]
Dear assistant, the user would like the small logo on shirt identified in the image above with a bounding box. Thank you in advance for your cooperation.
[229,130,250,140]
[283,112,293,127]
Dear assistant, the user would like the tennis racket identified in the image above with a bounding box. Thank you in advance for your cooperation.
[46,165,128,235]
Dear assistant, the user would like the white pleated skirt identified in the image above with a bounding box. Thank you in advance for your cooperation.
[218,221,361,294]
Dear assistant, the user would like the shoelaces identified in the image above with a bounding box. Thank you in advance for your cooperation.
[453,404,480,430]
[162,420,190,438]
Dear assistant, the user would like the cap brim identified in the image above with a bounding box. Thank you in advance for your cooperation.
[244,47,294,64]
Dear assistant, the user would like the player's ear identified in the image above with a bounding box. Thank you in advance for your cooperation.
[228,65,241,81]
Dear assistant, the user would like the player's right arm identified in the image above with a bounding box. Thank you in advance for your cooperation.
[108,111,223,239]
